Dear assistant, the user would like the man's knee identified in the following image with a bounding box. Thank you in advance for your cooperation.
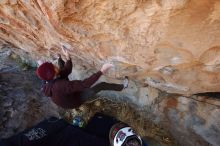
[91,82,107,92]
[97,82,107,86]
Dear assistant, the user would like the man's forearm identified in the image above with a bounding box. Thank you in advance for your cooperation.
[81,71,103,88]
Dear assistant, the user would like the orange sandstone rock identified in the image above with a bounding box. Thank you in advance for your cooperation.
[0,0,219,95]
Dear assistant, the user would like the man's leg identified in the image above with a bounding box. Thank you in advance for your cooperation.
[92,82,124,93]
[80,82,124,102]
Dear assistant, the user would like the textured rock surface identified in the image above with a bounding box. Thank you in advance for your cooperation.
[0,0,220,95]
[153,95,220,146]
[0,47,220,146]
[0,0,220,146]
[0,48,60,138]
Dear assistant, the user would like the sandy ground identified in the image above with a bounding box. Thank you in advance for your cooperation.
[63,97,178,146]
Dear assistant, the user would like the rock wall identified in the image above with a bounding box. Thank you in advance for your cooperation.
[0,0,220,95]
[0,48,60,138]
[0,0,220,146]
[153,95,220,146]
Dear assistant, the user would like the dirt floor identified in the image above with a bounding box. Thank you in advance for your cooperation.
[63,97,178,146]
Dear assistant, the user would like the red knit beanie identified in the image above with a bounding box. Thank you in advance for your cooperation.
[36,62,55,81]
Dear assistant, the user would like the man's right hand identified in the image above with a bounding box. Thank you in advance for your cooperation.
[101,63,114,74]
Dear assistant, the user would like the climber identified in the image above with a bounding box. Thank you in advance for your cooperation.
[36,46,129,109]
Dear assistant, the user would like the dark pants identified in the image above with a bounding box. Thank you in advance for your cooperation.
[80,82,124,102]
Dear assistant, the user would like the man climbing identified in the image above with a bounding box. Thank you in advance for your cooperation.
[36,46,129,109]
